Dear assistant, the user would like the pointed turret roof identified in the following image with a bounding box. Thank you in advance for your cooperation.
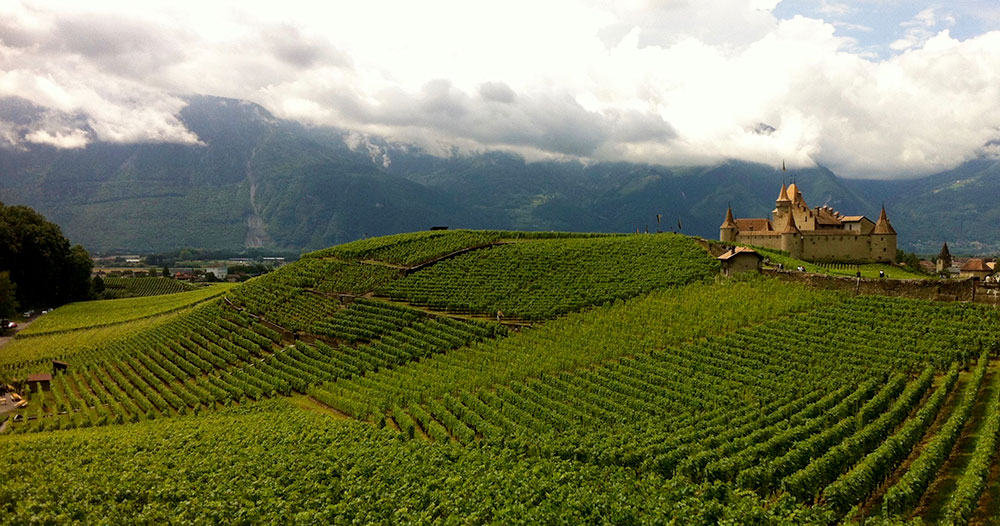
[781,211,800,234]
[787,183,806,207]
[720,207,737,229]
[777,183,790,203]
[873,205,896,234]
[938,242,952,262]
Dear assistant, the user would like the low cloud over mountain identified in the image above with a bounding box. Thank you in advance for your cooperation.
[2,1,1000,178]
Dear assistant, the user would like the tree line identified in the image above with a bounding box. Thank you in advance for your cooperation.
[0,202,93,317]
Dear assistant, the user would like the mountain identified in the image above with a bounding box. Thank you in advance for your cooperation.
[851,159,1000,254]
[0,95,996,254]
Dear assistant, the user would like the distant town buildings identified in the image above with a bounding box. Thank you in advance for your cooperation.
[721,184,897,263]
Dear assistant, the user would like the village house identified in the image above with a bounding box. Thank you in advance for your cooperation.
[720,184,897,263]
[959,258,993,280]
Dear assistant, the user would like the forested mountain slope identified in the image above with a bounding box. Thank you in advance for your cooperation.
[3,96,998,253]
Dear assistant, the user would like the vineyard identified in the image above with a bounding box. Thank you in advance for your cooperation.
[19,284,233,336]
[3,230,1000,524]
[100,276,196,298]
[380,234,719,319]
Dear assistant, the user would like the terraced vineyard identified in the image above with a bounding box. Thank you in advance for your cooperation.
[100,276,196,298]
[381,234,718,319]
[20,284,233,336]
[3,229,1000,524]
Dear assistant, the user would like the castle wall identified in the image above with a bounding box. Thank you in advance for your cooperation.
[800,234,874,261]
[764,269,1000,305]
[734,234,783,251]
[734,232,896,262]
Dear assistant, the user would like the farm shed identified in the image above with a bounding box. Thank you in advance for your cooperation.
[717,247,763,276]
[27,373,52,393]
[52,360,70,374]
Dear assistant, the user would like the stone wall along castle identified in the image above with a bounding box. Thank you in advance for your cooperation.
[720,183,897,263]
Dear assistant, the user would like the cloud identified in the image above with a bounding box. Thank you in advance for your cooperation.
[25,128,89,148]
[0,0,999,179]
[891,7,957,51]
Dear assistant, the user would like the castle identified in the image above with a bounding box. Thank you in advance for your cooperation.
[720,183,897,263]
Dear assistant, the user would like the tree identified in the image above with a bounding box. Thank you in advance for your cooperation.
[92,275,105,296]
[895,249,926,275]
[0,271,18,319]
[162,265,170,278]
[0,202,93,308]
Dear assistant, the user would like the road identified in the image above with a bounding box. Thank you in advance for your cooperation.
[0,316,37,351]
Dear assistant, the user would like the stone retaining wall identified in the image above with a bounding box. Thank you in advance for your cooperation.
[763,269,1000,305]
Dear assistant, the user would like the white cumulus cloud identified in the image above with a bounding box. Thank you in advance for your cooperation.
[1,0,999,178]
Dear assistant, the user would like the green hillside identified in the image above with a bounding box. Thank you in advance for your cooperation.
[2,230,1000,524]
[99,276,197,299]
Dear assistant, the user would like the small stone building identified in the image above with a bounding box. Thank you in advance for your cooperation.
[960,259,993,280]
[717,247,763,276]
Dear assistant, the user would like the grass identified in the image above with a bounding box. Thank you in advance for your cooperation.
[19,284,236,336]
[755,248,933,280]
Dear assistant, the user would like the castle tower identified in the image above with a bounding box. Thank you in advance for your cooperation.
[936,242,952,273]
[780,211,802,259]
[720,207,738,243]
[773,183,792,226]
[871,205,897,263]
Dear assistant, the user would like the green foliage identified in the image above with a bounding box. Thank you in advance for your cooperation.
[882,354,989,516]
[19,284,234,336]
[895,249,927,276]
[0,202,94,308]
[821,365,959,511]
[0,315,175,370]
[940,366,1000,526]
[0,270,18,319]
[7,229,1000,524]
[382,234,719,319]
[316,277,846,419]
[306,229,505,266]
[757,248,930,280]
[0,402,838,525]
[91,275,105,296]
[100,277,196,299]
[227,259,402,331]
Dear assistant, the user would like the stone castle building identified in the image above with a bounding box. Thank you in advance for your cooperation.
[720,183,897,263]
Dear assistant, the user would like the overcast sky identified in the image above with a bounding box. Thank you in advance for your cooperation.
[2,0,999,179]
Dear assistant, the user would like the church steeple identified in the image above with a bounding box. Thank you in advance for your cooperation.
[936,242,952,273]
